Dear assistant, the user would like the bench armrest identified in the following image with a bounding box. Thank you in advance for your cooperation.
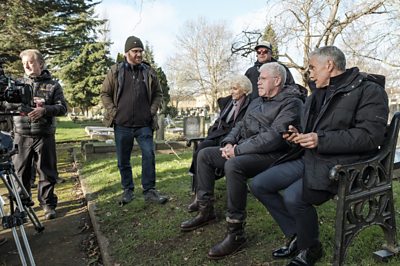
[186,137,206,147]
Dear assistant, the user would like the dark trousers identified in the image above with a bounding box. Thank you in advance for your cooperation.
[12,134,58,208]
[196,146,281,221]
[249,159,332,249]
[114,125,155,192]
[189,138,219,175]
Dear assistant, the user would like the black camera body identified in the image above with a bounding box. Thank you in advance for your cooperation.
[0,60,34,113]
[0,75,33,106]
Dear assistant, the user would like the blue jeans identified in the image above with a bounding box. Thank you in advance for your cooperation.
[114,125,155,192]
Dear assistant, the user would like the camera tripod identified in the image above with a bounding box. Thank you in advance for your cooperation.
[0,148,44,266]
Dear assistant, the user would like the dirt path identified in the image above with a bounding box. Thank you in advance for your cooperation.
[0,144,101,266]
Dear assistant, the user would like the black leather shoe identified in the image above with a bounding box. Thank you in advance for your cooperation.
[273,235,297,258]
[286,242,323,266]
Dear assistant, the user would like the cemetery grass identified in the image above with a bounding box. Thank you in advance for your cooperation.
[79,150,400,266]
[56,116,103,142]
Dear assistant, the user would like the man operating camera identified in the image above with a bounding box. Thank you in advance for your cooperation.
[11,49,67,220]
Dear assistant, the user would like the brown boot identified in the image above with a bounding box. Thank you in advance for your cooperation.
[180,200,216,232]
[187,195,199,212]
[208,221,246,260]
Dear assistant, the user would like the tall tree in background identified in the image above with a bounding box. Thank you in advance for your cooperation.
[0,0,114,114]
[263,24,279,60]
[50,4,113,115]
[232,0,400,87]
[59,42,113,115]
[0,0,100,75]
[168,17,236,112]
[272,0,399,85]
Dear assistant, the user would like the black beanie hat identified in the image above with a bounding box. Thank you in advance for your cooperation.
[125,36,144,53]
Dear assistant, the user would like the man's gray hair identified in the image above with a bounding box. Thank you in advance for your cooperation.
[230,75,253,95]
[19,49,46,70]
[259,62,287,89]
[309,46,346,71]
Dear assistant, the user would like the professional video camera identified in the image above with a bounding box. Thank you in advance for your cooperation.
[0,58,34,114]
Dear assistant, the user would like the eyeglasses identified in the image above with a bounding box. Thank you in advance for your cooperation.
[129,49,144,54]
[256,50,269,55]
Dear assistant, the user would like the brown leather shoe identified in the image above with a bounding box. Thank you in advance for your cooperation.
[187,198,199,212]
[208,222,246,260]
[181,201,216,231]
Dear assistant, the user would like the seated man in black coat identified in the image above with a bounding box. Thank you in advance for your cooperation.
[180,63,304,257]
[187,74,252,212]
[249,46,389,266]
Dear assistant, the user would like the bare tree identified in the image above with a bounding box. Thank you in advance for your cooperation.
[233,0,400,86]
[167,17,237,112]
[167,66,197,109]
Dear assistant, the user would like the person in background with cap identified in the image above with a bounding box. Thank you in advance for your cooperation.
[245,41,295,100]
[101,35,168,205]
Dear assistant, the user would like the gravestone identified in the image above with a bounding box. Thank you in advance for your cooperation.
[156,114,165,141]
[183,116,202,138]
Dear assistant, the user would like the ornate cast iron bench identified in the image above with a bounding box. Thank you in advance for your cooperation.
[329,112,400,265]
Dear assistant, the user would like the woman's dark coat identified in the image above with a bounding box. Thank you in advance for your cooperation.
[205,94,250,141]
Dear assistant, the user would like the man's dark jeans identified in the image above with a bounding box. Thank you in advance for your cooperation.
[114,125,155,192]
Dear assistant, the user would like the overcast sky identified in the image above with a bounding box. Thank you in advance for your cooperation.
[96,0,269,68]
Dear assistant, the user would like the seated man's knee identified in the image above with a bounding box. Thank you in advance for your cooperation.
[283,189,303,211]
[224,158,242,176]
[248,179,263,197]
[197,148,208,162]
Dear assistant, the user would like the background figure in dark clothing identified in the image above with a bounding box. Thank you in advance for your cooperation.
[249,46,389,266]
[101,35,167,205]
[180,63,303,259]
[12,49,67,220]
[245,40,295,100]
[187,75,252,212]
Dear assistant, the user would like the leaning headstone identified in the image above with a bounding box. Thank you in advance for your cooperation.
[156,114,165,141]
[183,116,202,138]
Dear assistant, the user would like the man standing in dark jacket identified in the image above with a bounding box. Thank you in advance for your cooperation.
[249,46,389,266]
[180,63,303,253]
[101,35,167,205]
[245,41,295,100]
[12,49,67,220]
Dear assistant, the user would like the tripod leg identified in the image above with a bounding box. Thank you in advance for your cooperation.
[9,170,44,232]
[7,171,37,266]
[0,197,28,266]
[18,224,36,266]
[23,205,44,233]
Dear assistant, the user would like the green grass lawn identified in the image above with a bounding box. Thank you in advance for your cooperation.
[79,149,400,266]
[55,116,103,142]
